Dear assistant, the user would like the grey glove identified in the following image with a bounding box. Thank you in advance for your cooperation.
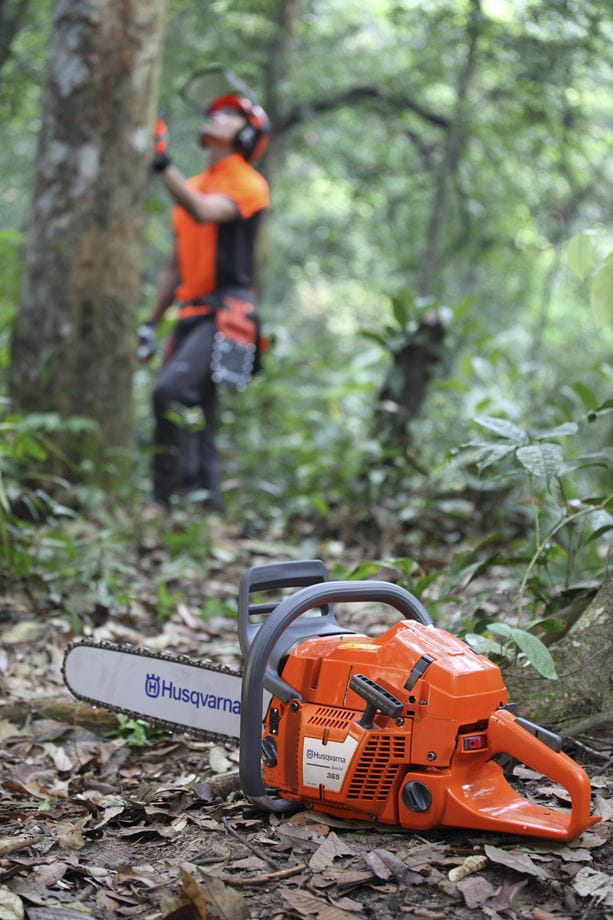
[137,322,157,362]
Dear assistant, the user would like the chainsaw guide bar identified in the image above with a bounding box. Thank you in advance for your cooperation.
[63,638,244,743]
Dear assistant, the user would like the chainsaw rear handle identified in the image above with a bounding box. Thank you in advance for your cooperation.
[239,580,432,813]
[484,709,597,840]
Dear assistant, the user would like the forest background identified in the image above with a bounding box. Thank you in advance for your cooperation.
[0,0,612,722]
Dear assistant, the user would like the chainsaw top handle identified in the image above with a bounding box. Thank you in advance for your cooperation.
[239,579,432,813]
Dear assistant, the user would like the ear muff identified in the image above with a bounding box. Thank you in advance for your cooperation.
[204,94,271,162]
[233,123,258,157]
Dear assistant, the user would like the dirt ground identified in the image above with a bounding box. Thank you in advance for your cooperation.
[1,526,611,919]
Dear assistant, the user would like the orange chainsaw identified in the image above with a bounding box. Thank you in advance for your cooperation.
[63,560,600,841]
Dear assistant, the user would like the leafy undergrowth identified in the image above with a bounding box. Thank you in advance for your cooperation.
[0,516,611,920]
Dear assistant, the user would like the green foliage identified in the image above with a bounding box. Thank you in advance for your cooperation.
[108,714,165,747]
[219,329,384,526]
[0,400,100,567]
[201,597,237,620]
[155,578,185,620]
[466,407,612,601]
[465,622,557,680]
[564,230,613,326]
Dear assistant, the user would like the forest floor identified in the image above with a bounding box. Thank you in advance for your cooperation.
[0,514,611,920]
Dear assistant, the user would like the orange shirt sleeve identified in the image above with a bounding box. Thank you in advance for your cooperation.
[213,162,270,219]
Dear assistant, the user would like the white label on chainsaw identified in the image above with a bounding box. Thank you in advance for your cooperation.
[302,735,359,792]
[64,645,248,737]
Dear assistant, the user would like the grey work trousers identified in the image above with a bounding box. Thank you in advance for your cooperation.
[152,316,220,504]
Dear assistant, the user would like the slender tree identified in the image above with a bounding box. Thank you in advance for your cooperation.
[9,0,167,482]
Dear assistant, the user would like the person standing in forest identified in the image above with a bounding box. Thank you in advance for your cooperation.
[138,96,271,514]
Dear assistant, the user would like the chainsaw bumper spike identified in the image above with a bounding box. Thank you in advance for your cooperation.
[63,560,601,842]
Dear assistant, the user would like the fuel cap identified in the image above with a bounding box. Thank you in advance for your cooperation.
[402,780,432,813]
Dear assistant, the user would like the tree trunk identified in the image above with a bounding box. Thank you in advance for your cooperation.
[418,0,481,298]
[505,574,613,734]
[9,0,167,483]
[375,318,446,447]
[262,0,302,184]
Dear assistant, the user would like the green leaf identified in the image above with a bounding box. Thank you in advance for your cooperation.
[346,560,384,580]
[516,443,564,480]
[570,381,599,411]
[464,633,506,655]
[488,622,514,639]
[565,232,596,280]
[476,443,516,472]
[591,258,613,325]
[474,416,528,444]
[509,627,558,679]
[359,329,390,349]
[535,422,578,440]
[391,292,414,328]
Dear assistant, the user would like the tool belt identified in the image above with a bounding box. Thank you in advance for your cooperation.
[178,288,266,391]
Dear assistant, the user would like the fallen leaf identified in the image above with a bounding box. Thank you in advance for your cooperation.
[513,765,544,780]
[309,832,356,871]
[568,831,608,849]
[277,822,325,844]
[404,842,447,867]
[30,721,72,743]
[0,886,24,920]
[558,846,592,862]
[448,854,487,881]
[56,820,87,851]
[321,868,376,890]
[208,746,232,774]
[484,878,528,912]
[368,849,425,886]
[456,875,497,908]
[116,864,162,888]
[572,866,613,906]
[0,720,21,742]
[328,895,363,913]
[364,850,392,880]
[535,783,571,804]
[45,744,74,773]
[408,911,446,919]
[33,863,68,887]
[2,621,47,645]
[533,910,572,920]
[180,863,249,920]
[302,812,373,831]
[24,909,94,919]
[594,796,613,822]
[282,888,362,919]
[484,844,548,879]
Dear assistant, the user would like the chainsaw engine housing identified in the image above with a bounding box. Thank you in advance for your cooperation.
[261,619,597,839]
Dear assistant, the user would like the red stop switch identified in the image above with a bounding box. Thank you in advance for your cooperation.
[463,734,488,752]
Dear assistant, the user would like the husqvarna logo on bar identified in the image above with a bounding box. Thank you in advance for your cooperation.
[144,672,240,713]
[146,674,160,698]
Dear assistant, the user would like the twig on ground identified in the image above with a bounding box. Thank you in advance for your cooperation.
[568,737,611,761]
[221,816,278,869]
[223,863,308,886]
[591,755,613,777]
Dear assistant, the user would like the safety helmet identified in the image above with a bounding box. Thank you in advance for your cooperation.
[204,94,271,162]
